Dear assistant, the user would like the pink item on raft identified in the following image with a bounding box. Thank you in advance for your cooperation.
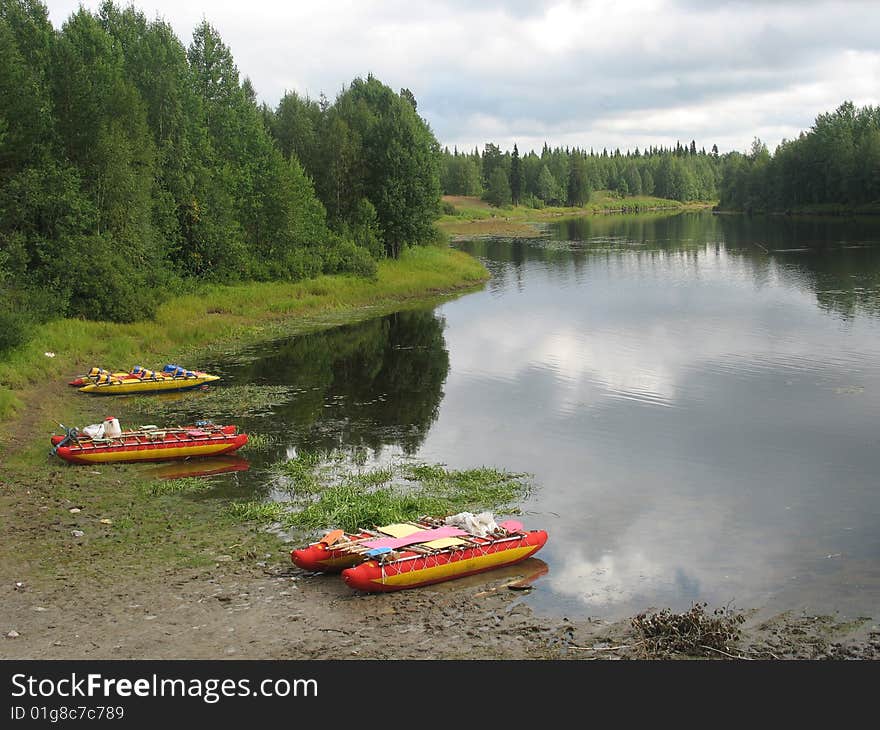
[359,525,470,550]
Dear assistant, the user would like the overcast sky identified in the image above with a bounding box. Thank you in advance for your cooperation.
[43,0,880,156]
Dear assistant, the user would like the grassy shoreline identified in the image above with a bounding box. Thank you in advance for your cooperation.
[437,193,716,238]
[0,245,488,428]
[0,243,489,589]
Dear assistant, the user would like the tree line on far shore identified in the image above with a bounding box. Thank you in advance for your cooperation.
[441,100,880,216]
[718,102,880,213]
[441,140,722,207]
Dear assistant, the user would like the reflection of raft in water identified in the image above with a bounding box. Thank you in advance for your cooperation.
[291,515,548,593]
[145,454,250,479]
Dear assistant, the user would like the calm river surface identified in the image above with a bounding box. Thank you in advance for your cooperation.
[183,211,880,622]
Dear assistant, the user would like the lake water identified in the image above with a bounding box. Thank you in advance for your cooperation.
[172,211,880,623]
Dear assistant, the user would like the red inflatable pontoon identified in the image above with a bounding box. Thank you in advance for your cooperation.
[340,528,548,592]
[291,516,548,592]
[50,424,248,464]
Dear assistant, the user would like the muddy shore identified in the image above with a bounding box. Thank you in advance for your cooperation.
[3,532,878,661]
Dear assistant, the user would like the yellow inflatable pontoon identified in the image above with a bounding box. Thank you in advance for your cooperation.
[77,364,220,395]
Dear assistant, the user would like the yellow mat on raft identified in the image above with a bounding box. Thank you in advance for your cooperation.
[376,523,467,549]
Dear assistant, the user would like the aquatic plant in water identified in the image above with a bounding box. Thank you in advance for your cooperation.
[126,385,299,422]
[229,449,532,533]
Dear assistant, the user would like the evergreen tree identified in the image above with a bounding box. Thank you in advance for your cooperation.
[480,142,506,191]
[536,164,559,204]
[641,168,654,195]
[521,151,542,198]
[484,166,511,207]
[510,143,522,206]
[624,163,642,196]
[566,155,591,206]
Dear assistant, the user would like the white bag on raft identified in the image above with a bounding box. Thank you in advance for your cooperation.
[82,423,105,438]
[443,511,499,538]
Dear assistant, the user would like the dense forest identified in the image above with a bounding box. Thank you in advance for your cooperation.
[0,0,441,349]
[1,0,878,357]
[447,100,880,216]
[441,140,723,207]
[717,102,880,212]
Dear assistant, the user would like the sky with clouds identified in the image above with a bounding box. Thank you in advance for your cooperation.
[43,0,880,156]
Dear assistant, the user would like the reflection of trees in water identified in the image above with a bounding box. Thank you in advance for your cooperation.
[469,212,723,293]
[553,211,722,249]
[716,215,880,321]
[462,212,880,322]
[235,308,449,455]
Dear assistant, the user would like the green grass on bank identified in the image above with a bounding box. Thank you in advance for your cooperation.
[0,246,488,425]
[0,451,283,581]
[0,244,496,590]
[439,192,715,224]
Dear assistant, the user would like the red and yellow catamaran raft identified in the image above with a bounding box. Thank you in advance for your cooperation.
[291,515,548,592]
[50,420,248,464]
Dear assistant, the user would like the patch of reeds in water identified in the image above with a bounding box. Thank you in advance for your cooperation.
[239,432,280,451]
[227,501,289,522]
[125,384,298,423]
[229,450,532,533]
[273,450,340,494]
